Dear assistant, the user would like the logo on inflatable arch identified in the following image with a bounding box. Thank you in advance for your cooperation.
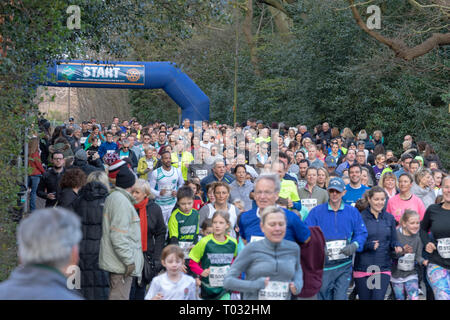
[126,68,141,82]
[61,66,76,80]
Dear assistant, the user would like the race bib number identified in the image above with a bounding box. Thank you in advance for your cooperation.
[209,265,230,287]
[179,241,193,259]
[258,281,290,300]
[160,183,174,198]
[250,236,264,243]
[398,253,415,271]
[301,199,317,212]
[437,238,450,259]
[106,150,115,154]
[326,240,348,261]
[196,170,208,180]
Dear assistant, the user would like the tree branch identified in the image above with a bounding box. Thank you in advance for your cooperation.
[258,0,288,16]
[348,0,450,60]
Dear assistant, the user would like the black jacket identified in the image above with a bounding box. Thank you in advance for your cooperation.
[72,181,110,300]
[143,199,167,283]
[36,168,65,207]
[319,130,332,144]
[58,188,78,211]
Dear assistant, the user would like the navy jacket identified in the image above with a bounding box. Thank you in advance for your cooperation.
[200,172,235,202]
[354,207,401,272]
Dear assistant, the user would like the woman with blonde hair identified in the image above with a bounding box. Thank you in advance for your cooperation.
[361,167,374,187]
[378,171,398,199]
[137,146,157,181]
[317,167,329,190]
[341,127,355,148]
[224,206,303,300]
[130,178,166,300]
[411,168,436,209]
[301,137,313,157]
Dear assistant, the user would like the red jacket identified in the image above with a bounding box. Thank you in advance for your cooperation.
[29,151,45,176]
[297,226,325,298]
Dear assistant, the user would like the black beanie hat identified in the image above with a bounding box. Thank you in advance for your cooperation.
[115,165,136,189]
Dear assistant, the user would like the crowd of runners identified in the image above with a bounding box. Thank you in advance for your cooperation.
[0,116,448,301]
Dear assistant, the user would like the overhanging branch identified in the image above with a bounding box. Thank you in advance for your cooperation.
[348,0,450,60]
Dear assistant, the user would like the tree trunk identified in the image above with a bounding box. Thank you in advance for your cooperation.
[243,0,262,76]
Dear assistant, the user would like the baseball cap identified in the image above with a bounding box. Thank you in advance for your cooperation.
[327,177,346,193]
[325,156,337,168]
[256,120,263,124]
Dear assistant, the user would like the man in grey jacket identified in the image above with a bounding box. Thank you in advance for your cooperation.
[99,165,144,300]
[0,207,83,300]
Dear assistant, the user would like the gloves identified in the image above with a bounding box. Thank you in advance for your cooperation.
[340,242,358,256]
[124,264,136,278]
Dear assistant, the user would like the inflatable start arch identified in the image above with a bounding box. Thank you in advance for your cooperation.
[46,60,210,122]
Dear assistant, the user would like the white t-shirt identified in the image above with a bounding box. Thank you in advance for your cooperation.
[200,141,213,150]
[145,273,197,300]
[205,203,238,238]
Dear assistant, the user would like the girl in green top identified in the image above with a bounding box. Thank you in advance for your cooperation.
[188,211,238,300]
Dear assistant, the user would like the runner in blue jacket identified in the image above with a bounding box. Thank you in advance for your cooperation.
[305,177,367,300]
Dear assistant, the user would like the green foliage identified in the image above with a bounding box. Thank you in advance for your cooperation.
[141,0,449,168]
[0,0,226,280]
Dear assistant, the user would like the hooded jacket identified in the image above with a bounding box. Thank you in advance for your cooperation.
[99,187,144,277]
[73,181,110,300]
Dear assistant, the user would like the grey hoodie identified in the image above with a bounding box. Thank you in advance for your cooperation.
[224,237,303,300]
[410,183,436,209]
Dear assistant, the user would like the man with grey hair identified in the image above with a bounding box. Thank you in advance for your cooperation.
[299,125,312,140]
[0,207,83,300]
[237,173,311,245]
[200,159,235,202]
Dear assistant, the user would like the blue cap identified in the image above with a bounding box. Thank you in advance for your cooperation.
[327,177,345,192]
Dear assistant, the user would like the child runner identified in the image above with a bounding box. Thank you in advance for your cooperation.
[199,218,213,241]
[391,210,426,300]
[168,186,200,270]
[186,179,204,210]
[188,211,238,300]
[144,245,197,300]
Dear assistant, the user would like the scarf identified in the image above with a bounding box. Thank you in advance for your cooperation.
[134,198,149,252]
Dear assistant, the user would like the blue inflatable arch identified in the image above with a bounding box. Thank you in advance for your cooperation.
[45,60,210,122]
